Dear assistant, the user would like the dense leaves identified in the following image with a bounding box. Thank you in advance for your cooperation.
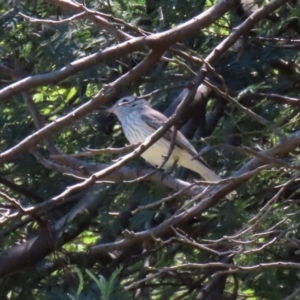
[1,0,300,299]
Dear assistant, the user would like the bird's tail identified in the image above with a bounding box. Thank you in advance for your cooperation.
[179,154,236,200]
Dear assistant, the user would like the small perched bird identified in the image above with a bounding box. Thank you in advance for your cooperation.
[108,96,234,200]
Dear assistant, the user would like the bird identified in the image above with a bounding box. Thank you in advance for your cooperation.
[108,96,235,200]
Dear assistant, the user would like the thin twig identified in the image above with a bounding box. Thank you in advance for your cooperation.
[0,191,26,212]
[205,81,285,139]
[52,143,140,158]
[132,183,196,214]
[282,285,300,300]
[19,11,86,25]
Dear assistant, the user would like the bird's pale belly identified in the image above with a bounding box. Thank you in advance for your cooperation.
[140,140,180,170]
[124,123,180,169]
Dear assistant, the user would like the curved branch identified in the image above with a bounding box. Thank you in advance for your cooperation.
[0,49,164,165]
[0,0,237,103]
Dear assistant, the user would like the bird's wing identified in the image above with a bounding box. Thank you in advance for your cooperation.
[141,109,209,166]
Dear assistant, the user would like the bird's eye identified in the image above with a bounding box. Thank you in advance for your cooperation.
[122,98,130,103]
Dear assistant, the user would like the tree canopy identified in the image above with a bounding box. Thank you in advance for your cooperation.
[1,0,300,299]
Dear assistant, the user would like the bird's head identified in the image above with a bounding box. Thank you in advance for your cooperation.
[107,96,149,117]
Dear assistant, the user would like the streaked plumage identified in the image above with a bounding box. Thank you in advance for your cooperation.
[108,96,235,200]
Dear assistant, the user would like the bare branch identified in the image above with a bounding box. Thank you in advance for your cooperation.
[53,143,140,157]
[19,11,86,25]
[0,191,25,213]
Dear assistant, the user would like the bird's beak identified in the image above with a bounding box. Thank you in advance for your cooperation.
[106,106,115,114]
